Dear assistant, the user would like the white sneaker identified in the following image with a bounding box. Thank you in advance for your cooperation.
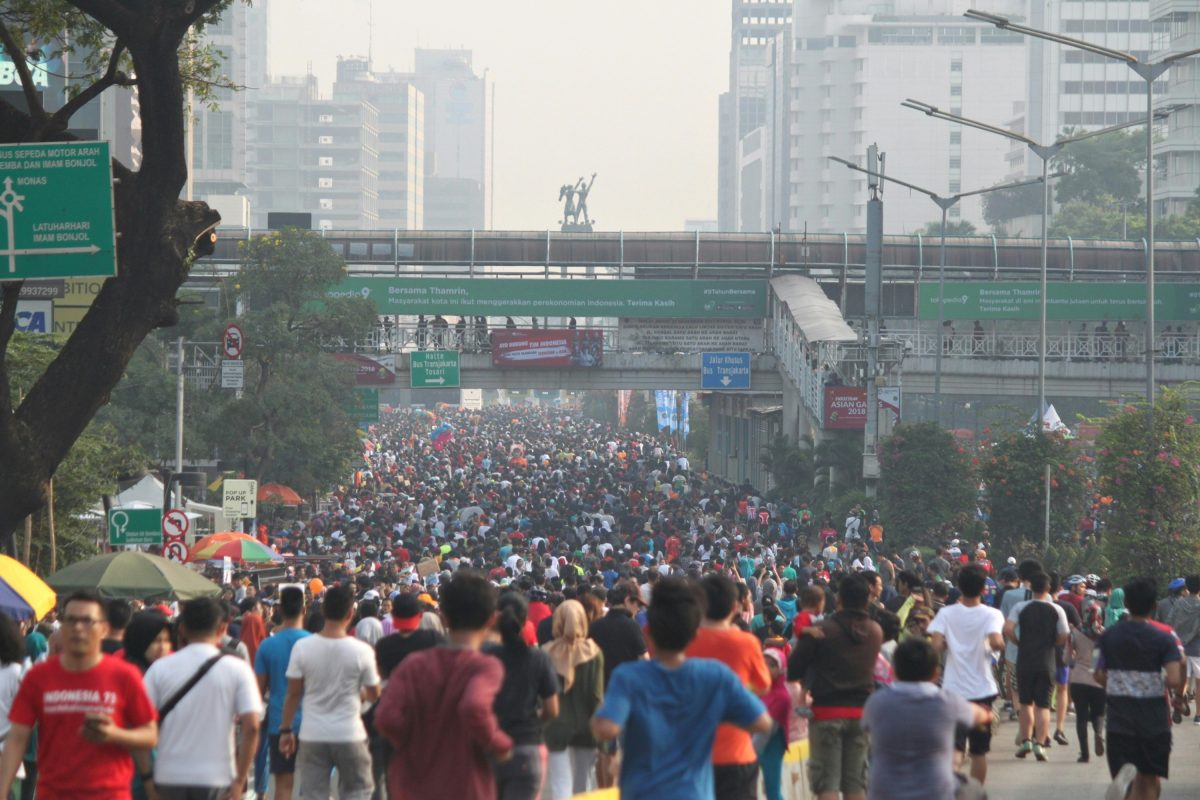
[1105,763,1138,800]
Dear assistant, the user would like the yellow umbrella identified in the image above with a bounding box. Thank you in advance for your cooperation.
[0,555,56,621]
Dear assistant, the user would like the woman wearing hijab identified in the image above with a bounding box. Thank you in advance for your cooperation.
[1105,587,1126,628]
[758,648,793,800]
[122,611,172,800]
[541,599,604,800]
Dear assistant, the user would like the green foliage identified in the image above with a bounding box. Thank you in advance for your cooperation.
[686,399,710,464]
[808,431,865,515]
[983,182,1044,230]
[581,391,618,426]
[981,430,1086,556]
[919,219,977,237]
[759,436,814,502]
[1095,388,1200,584]
[878,422,976,549]
[1042,541,1110,580]
[1049,197,1137,239]
[1054,130,1144,206]
[625,391,658,435]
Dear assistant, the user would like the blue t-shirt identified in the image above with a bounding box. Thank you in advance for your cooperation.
[254,628,312,734]
[596,658,765,800]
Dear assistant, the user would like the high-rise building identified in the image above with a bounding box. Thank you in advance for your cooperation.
[718,1,793,231]
[190,4,254,199]
[1152,0,1200,216]
[406,49,491,230]
[247,75,379,229]
[788,0,1027,234]
[333,57,425,230]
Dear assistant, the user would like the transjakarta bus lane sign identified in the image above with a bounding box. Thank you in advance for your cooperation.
[701,352,751,389]
[0,141,117,281]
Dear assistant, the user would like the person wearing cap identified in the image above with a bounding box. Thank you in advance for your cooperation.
[1157,577,1189,625]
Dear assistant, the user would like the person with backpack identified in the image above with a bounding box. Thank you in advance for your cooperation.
[143,597,262,800]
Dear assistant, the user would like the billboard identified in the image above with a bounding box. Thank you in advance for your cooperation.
[918,281,1200,321]
[620,317,766,353]
[824,386,902,430]
[333,353,396,385]
[491,329,604,368]
[329,278,767,319]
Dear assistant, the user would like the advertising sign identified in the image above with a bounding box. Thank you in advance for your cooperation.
[0,141,116,281]
[222,479,258,520]
[14,300,51,333]
[824,387,902,429]
[918,281,1200,321]
[620,317,766,353]
[491,329,603,367]
[329,277,768,319]
[333,353,396,385]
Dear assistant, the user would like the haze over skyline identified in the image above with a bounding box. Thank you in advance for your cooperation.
[270,0,730,231]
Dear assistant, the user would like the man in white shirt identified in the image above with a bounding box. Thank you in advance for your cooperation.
[280,585,381,800]
[928,564,1005,786]
[144,597,262,800]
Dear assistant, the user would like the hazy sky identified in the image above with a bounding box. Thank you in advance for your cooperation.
[270,1,730,231]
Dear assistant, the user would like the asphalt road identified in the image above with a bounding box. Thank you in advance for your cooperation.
[987,714,1200,800]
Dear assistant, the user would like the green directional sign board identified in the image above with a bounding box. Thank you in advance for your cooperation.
[328,278,768,319]
[411,350,461,388]
[108,508,163,547]
[918,281,1200,321]
[345,387,380,423]
[0,141,116,281]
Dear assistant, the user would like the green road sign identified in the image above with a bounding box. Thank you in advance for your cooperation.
[328,278,768,319]
[0,142,117,281]
[108,508,163,547]
[411,351,461,388]
[345,387,380,423]
[917,281,1200,321]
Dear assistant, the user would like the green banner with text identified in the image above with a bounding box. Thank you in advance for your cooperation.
[918,282,1200,321]
[328,278,768,319]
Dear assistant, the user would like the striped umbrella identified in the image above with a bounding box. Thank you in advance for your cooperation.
[189,532,284,564]
[0,555,55,621]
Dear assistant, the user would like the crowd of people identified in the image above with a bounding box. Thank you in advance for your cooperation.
[0,404,1197,800]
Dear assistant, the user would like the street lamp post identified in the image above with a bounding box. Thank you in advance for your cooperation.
[965,8,1200,406]
[900,102,1160,425]
[828,156,1045,421]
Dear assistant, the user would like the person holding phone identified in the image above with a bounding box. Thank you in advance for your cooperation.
[0,590,158,800]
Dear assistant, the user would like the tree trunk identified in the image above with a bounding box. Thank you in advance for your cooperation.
[47,478,55,574]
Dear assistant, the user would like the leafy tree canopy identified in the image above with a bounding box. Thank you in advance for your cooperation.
[878,422,975,549]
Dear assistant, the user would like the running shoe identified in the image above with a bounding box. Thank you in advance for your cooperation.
[1016,739,1033,759]
[1033,741,1047,762]
[1105,763,1138,800]
[1054,730,1069,746]
[1077,754,1089,763]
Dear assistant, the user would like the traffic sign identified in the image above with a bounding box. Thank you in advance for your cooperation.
[345,387,380,423]
[0,141,117,282]
[411,350,460,388]
[221,359,244,389]
[701,352,752,390]
[222,324,244,359]
[163,541,190,563]
[108,508,163,546]
[222,479,258,520]
[162,508,190,539]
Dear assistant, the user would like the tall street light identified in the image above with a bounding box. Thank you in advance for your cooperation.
[965,8,1200,406]
[900,102,1162,425]
[828,156,1045,421]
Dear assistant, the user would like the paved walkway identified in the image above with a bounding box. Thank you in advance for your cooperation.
[988,716,1200,800]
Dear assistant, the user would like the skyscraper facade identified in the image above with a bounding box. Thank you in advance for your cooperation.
[1152,0,1200,216]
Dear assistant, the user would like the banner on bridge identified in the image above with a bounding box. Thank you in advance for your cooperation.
[918,281,1200,321]
[491,329,603,367]
[620,317,766,353]
[823,386,901,430]
[329,278,767,319]
[334,353,396,385]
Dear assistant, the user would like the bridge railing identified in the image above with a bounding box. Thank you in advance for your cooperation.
[336,324,623,355]
[881,322,1200,363]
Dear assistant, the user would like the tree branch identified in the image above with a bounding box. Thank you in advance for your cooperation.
[0,19,45,121]
[66,0,140,39]
[46,42,127,132]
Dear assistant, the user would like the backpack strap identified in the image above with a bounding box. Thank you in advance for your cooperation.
[158,653,225,722]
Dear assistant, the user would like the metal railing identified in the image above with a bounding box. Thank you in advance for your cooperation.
[337,323,623,355]
[881,322,1200,363]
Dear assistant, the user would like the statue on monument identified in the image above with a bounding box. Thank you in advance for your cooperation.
[559,173,597,231]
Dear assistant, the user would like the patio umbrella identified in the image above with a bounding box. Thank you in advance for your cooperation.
[258,483,303,505]
[47,551,219,601]
[0,555,56,621]
[190,532,284,564]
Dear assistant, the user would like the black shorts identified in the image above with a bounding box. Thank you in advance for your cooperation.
[1106,731,1171,780]
[269,734,297,776]
[713,762,758,800]
[954,696,996,755]
[1017,669,1053,709]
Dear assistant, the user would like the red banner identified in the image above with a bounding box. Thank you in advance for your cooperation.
[824,386,868,429]
[333,353,396,385]
[491,329,604,367]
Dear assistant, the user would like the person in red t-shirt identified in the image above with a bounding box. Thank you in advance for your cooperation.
[0,590,157,800]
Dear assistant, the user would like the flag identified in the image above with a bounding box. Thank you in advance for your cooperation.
[431,423,454,451]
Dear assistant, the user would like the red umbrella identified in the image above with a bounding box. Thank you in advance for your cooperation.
[258,483,303,505]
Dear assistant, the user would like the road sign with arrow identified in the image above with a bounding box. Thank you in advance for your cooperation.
[0,141,117,282]
[701,352,751,390]
[411,350,461,388]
